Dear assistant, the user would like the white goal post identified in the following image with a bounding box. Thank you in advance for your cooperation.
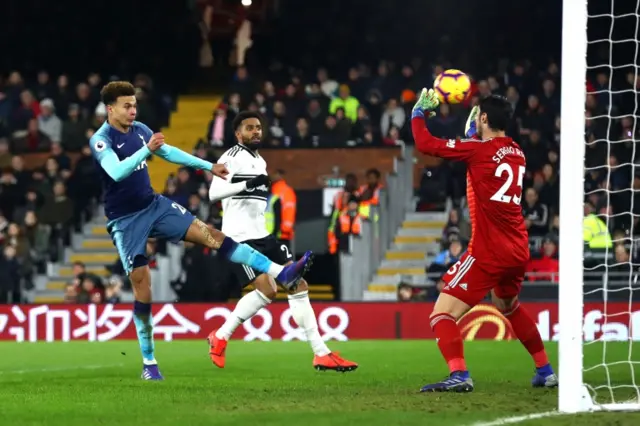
[559,0,640,413]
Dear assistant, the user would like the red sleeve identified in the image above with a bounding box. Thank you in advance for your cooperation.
[411,117,479,162]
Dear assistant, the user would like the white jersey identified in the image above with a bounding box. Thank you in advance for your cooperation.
[216,144,270,242]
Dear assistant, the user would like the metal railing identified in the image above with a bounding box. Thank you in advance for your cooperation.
[339,146,415,301]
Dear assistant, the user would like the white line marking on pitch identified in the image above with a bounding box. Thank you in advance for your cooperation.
[468,411,563,426]
[0,363,124,375]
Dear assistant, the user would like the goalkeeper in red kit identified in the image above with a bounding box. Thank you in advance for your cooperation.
[412,89,558,393]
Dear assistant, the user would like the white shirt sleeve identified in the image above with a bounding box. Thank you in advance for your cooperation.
[208,154,248,201]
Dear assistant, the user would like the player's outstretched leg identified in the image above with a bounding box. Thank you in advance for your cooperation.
[130,265,164,381]
[208,275,276,368]
[420,293,474,393]
[492,293,558,388]
[184,219,313,290]
[288,280,358,372]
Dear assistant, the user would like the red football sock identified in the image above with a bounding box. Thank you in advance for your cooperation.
[430,313,467,373]
[503,303,549,368]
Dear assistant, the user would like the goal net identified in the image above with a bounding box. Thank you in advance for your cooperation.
[559,0,640,413]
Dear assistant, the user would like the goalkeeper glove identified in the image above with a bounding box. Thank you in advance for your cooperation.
[464,105,479,138]
[246,174,271,190]
[411,88,440,119]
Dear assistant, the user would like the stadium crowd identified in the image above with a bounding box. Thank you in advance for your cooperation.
[0,71,169,303]
[204,59,636,300]
[0,52,636,303]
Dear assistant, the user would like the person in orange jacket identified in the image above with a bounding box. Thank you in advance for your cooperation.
[269,169,297,251]
[327,174,359,253]
[357,168,383,218]
[330,195,363,254]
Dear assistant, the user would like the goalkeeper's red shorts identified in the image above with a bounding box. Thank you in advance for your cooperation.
[440,252,525,307]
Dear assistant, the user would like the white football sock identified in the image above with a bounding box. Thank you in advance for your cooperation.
[288,291,331,356]
[216,290,270,340]
[267,263,284,277]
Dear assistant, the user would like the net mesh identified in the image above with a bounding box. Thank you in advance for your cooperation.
[583,0,640,406]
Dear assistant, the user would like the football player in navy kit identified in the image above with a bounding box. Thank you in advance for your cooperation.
[90,83,314,380]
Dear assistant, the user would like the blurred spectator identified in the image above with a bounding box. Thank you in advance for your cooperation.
[522,188,549,237]
[13,90,40,132]
[69,145,101,231]
[0,138,12,169]
[229,67,254,105]
[75,83,95,120]
[269,169,297,248]
[207,106,232,147]
[0,245,20,303]
[397,282,427,302]
[289,117,316,148]
[316,68,338,98]
[0,169,20,220]
[61,104,89,151]
[428,239,464,276]
[55,75,73,121]
[380,98,405,138]
[92,103,107,129]
[583,201,612,249]
[12,118,52,153]
[522,130,548,173]
[38,181,74,253]
[442,209,471,246]
[357,169,382,218]
[526,236,559,282]
[428,103,460,140]
[334,108,352,142]
[329,85,359,123]
[38,98,62,143]
[330,195,362,254]
[64,283,78,303]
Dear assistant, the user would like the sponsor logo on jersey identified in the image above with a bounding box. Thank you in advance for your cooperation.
[134,160,148,171]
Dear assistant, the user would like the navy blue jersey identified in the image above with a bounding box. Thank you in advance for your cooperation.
[90,121,156,220]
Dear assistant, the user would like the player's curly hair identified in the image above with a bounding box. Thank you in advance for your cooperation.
[100,81,136,106]
[232,111,264,131]
[478,95,512,131]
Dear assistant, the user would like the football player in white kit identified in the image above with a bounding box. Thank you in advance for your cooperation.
[207,111,358,372]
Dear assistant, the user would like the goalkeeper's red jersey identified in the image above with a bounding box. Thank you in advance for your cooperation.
[412,117,530,269]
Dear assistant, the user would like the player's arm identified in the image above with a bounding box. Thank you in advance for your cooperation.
[411,89,478,161]
[90,138,151,182]
[208,157,269,201]
[134,121,226,178]
[155,144,213,171]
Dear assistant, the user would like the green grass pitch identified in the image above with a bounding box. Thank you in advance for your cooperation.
[0,340,638,425]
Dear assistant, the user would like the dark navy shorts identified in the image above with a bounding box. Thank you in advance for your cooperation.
[107,195,194,274]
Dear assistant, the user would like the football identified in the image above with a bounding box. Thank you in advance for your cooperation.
[433,69,471,104]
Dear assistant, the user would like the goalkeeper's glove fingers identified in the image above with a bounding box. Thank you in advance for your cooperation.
[465,105,479,138]
[412,88,439,119]
[246,174,271,190]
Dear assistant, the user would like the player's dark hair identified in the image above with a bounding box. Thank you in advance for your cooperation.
[478,95,512,131]
[100,81,136,105]
[232,111,264,132]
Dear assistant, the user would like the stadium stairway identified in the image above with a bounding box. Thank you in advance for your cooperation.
[35,212,114,303]
[149,95,222,192]
[364,211,447,300]
[34,206,338,302]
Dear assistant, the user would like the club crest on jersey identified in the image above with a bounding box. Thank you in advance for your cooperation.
[447,139,456,148]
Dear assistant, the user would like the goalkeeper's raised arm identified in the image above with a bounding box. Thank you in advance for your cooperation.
[410,88,478,162]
